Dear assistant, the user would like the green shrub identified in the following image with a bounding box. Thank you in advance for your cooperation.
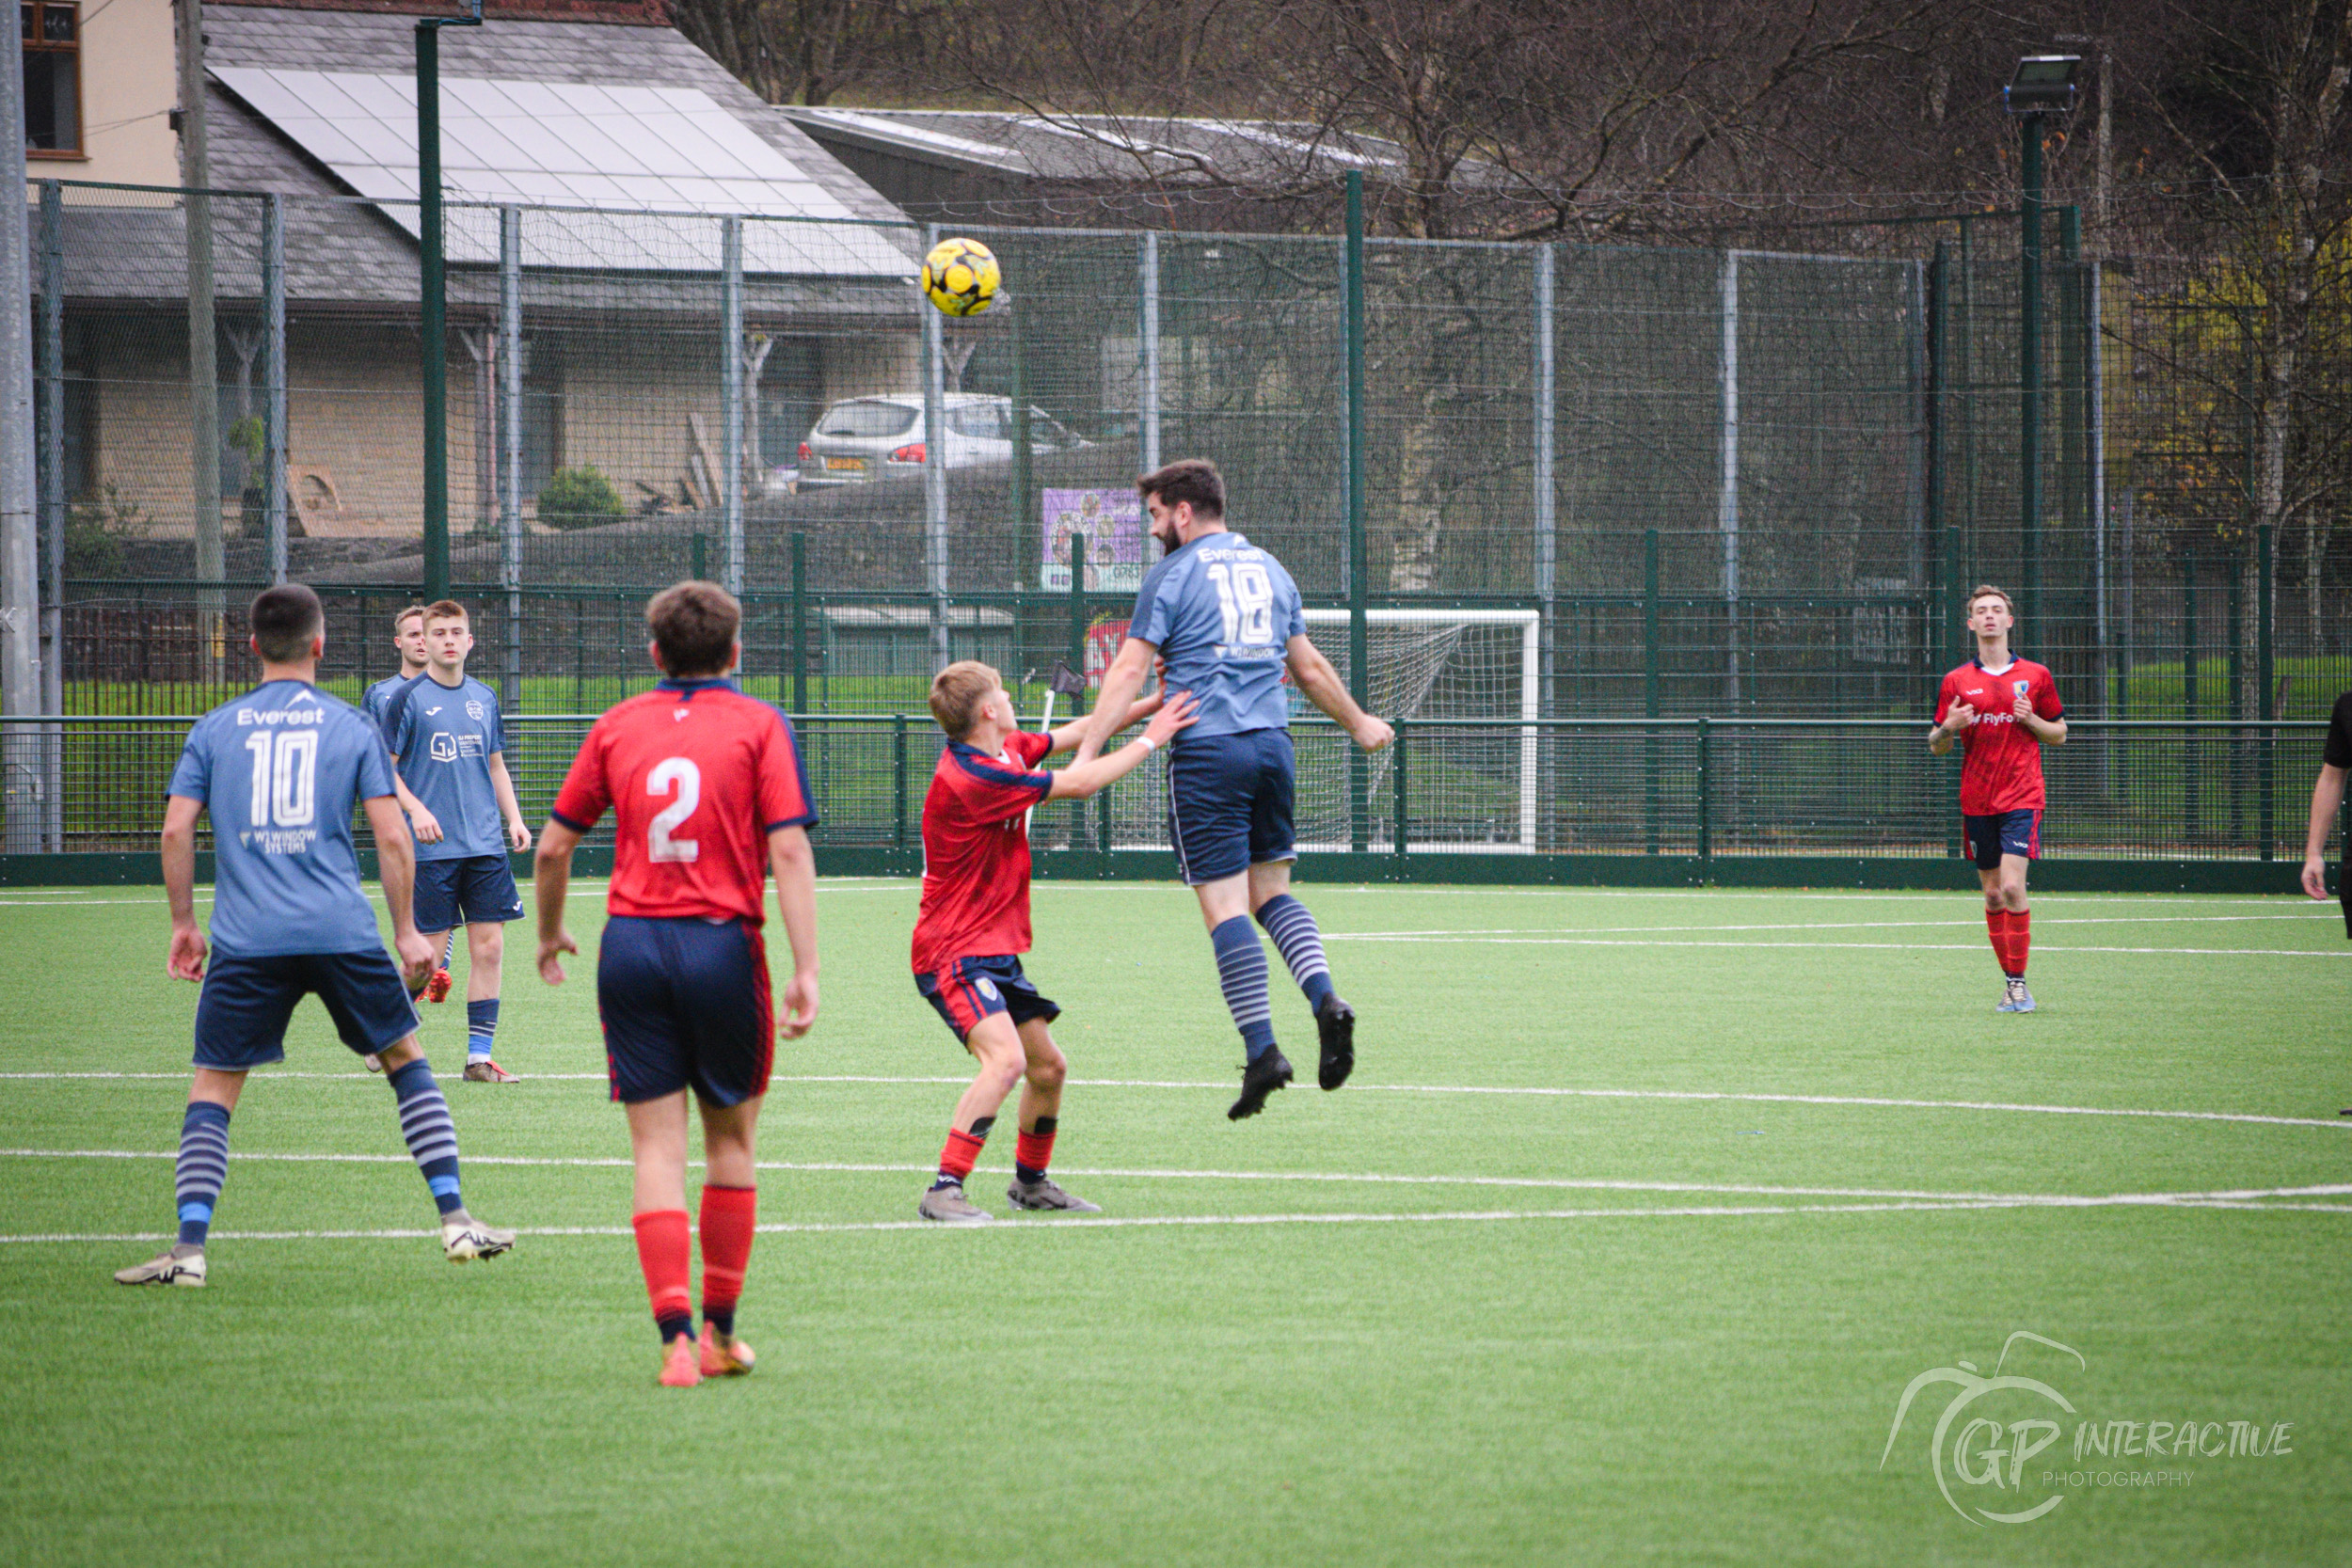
[65,483,149,578]
[535,466,626,531]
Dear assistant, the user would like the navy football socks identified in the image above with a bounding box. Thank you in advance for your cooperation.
[466,998,499,1063]
[174,1101,231,1246]
[1255,894,1337,1010]
[387,1058,466,1215]
[1211,916,1278,1062]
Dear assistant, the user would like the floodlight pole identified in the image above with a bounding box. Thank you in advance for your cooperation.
[417,1,482,604]
[2019,110,2045,640]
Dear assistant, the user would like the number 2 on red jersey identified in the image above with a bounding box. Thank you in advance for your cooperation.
[646,756,701,863]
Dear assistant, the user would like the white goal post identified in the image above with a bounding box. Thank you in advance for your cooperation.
[1298,608,1541,850]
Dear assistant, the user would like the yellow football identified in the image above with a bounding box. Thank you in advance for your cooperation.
[921,237,1000,317]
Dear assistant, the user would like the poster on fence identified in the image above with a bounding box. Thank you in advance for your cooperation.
[1041,488,1146,593]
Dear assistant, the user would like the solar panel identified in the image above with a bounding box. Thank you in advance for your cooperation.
[213,66,912,278]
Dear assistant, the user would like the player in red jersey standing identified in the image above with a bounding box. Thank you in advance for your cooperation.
[912,660,1198,1223]
[532,582,819,1386]
[1930,584,2068,1013]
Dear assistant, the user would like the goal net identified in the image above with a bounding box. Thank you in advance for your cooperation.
[1078,609,1540,854]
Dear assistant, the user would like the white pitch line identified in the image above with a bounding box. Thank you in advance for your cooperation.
[1324,934,2350,957]
[1328,912,2341,937]
[11,1192,2350,1247]
[5,1071,2347,1131]
[8,1146,2345,1209]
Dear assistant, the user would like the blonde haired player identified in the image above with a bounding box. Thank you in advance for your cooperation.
[910,660,1197,1222]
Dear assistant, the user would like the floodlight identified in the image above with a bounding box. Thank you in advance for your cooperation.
[2003,56,2081,116]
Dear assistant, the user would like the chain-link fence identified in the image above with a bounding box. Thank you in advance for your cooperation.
[17,179,2352,865]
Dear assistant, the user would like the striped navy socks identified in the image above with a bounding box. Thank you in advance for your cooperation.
[175,1101,231,1246]
[1211,915,1277,1062]
[387,1058,466,1215]
[1255,894,1336,1009]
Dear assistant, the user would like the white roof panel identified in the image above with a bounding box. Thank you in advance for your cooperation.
[211,66,911,279]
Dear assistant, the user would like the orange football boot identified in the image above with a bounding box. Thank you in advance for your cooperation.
[659,1336,703,1387]
[422,968,453,1004]
[699,1323,756,1377]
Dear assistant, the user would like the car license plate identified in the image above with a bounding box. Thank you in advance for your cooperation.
[825,456,866,471]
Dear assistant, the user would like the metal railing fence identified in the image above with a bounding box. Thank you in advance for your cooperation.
[3,714,2331,865]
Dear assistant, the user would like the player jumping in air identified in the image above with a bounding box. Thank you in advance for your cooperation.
[380,602,533,1080]
[912,661,1199,1223]
[1930,585,2068,1013]
[1075,460,1394,1119]
[115,584,515,1288]
[362,603,457,1004]
[533,581,820,1387]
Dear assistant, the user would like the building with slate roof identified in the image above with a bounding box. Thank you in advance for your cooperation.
[45,0,925,545]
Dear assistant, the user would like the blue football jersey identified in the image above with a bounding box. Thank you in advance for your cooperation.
[1128,531,1307,738]
[381,673,510,861]
[167,680,397,958]
[360,673,410,726]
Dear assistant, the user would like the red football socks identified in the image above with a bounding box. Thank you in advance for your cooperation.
[632,1208,693,1341]
[698,1184,756,1336]
[1985,909,2031,977]
[1014,1127,1057,1180]
[938,1127,986,1182]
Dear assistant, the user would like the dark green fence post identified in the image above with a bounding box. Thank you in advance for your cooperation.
[1345,170,1371,854]
[893,715,909,852]
[2258,522,2275,859]
[1644,528,1661,855]
[1391,721,1408,859]
[691,531,707,582]
[1695,716,1711,865]
[1068,530,1089,847]
[2184,556,2199,842]
[572,597,585,713]
[790,531,807,716]
[2228,546,2246,845]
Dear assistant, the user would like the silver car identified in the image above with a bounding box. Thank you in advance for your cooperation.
[796,393,1085,486]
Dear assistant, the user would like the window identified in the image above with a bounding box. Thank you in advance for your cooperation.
[816,400,919,439]
[22,0,80,157]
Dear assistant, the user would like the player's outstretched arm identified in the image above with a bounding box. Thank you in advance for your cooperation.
[160,795,209,982]
[1048,692,1199,800]
[1285,634,1393,752]
[2302,763,2347,900]
[767,825,819,1037]
[1043,688,1164,756]
[532,819,583,984]
[363,795,435,984]
[1073,635,1154,763]
[488,752,533,850]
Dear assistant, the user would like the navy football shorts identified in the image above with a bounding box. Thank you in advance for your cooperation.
[914,955,1061,1047]
[596,914,773,1106]
[413,853,523,933]
[194,949,420,1069]
[1963,808,2043,871]
[1165,727,1297,885]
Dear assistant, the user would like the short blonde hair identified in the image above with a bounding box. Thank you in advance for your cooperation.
[1967,584,2014,615]
[929,660,1001,740]
[392,603,426,633]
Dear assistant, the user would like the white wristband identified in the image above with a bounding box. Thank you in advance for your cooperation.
[1135,735,1158,754]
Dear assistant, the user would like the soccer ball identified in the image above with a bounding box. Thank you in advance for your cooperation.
[921,237,1000,317]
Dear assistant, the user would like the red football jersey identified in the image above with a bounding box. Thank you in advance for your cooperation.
[549,678,817,926]
[909,730,1055,975]
[1934,657,2064,814]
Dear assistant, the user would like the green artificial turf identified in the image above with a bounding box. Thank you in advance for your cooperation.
[1,879,2347,1566]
